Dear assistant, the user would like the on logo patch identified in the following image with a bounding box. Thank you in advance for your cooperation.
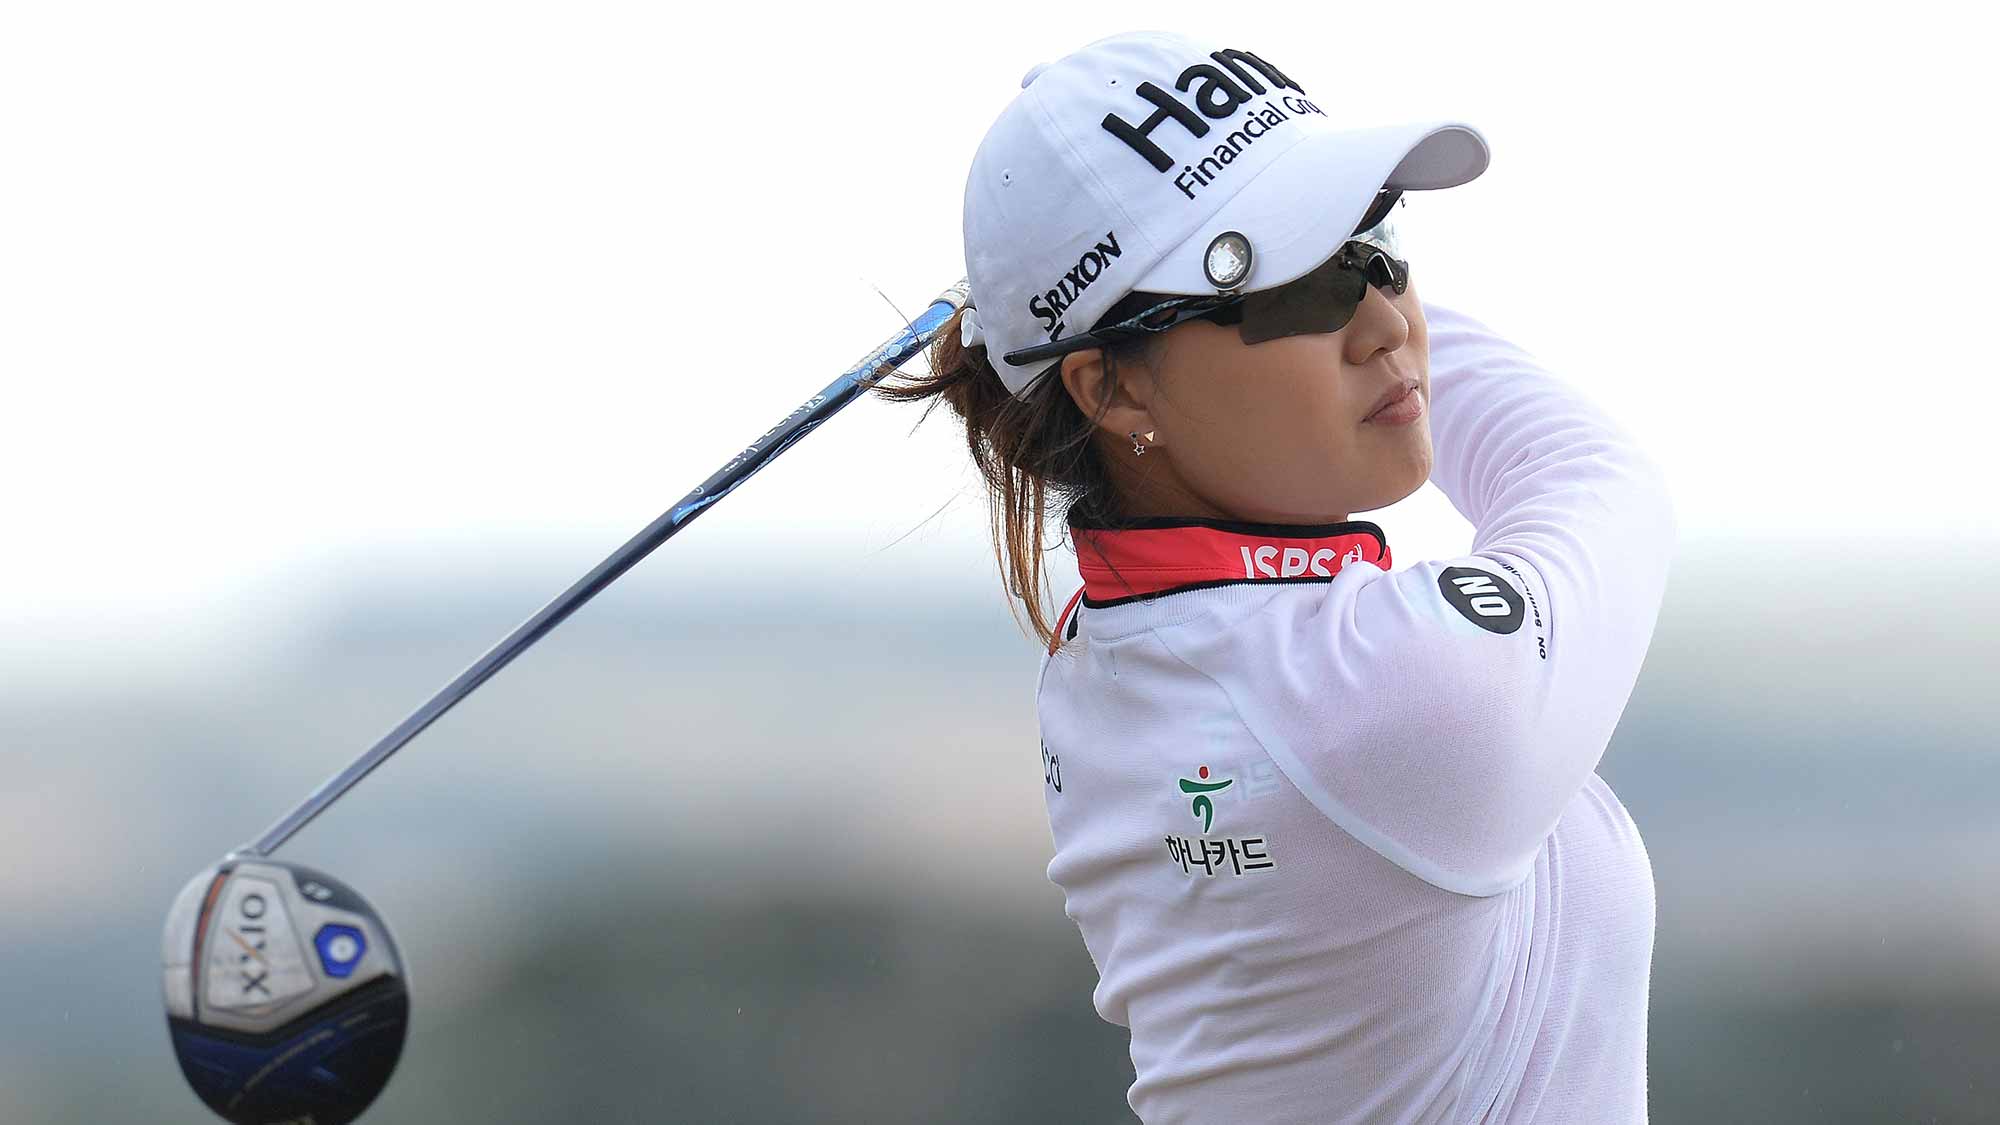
[1437,566,1524,634]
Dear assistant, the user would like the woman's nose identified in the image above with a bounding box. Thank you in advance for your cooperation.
[1343,283,1412,365]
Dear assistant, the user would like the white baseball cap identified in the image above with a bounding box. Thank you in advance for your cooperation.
[961,30,1492,398]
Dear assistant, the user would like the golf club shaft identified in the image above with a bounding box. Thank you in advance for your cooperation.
[240,279,972,857]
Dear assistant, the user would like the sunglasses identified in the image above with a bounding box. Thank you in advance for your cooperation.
[1002,190,1409,369]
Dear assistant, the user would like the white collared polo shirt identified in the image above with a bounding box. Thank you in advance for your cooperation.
[1034,299,1676,1123]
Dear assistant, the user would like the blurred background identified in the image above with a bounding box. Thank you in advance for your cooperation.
[2,2,1994,1123]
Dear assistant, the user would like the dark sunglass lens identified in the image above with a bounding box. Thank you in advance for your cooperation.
[1198,303,1244,328]
[1236,261,1368,345]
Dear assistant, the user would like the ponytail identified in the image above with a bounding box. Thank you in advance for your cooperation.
[873,306,1142,649]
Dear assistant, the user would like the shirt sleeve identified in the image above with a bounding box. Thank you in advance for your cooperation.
[1176,299,1678,896]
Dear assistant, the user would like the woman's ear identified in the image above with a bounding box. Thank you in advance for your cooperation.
[1060,347,1157,440]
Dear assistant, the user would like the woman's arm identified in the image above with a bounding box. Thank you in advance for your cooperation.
[1160,299,1678,895]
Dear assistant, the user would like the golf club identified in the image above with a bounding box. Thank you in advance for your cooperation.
[160,279,971,1123]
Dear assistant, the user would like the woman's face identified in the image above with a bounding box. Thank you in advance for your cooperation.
[1061,275,1432,524]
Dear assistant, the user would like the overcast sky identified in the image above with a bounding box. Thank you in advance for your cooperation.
[3,2,1990,645]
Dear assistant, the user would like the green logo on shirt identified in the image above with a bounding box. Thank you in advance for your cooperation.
[1178,765,1233,833]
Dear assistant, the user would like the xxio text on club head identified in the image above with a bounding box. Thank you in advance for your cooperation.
[162,857,409,1125]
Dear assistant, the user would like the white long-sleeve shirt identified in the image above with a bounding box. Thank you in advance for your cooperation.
[1034,299,1677,1123]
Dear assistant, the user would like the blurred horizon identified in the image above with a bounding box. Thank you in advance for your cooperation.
[3,530,1998,1121]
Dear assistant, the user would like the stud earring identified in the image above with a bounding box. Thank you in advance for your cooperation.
[1129,430,1156,456]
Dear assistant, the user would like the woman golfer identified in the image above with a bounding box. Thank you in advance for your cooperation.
[880,30,1675,1124]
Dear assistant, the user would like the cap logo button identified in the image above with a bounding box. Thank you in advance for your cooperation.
[1203,231,1253,291]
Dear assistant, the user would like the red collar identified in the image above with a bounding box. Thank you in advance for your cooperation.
[1071,515,1391,606]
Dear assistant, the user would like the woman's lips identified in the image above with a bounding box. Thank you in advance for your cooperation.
[1366,382,1424,425]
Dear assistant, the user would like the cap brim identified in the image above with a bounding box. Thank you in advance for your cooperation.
[1129,120,1489,297]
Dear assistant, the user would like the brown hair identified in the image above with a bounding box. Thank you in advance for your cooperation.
[871,303,1161,650]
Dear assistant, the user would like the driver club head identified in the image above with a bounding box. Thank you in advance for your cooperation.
[162,857,409,1125]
